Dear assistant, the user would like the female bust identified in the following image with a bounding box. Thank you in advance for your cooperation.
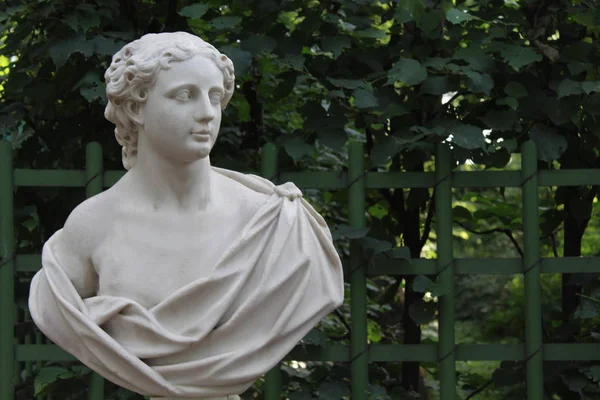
[29,32,344,400]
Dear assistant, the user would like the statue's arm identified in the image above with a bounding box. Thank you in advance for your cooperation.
[50,201,100,298]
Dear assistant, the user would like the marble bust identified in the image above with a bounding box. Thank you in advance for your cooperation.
[28,32,344,399]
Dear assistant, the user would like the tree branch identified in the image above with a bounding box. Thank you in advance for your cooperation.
[454,221,524,257]
[419,191,435,248]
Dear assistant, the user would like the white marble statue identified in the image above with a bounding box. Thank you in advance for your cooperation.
[28,32,344,400]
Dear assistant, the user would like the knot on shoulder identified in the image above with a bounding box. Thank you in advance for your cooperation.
[274,182,303,200]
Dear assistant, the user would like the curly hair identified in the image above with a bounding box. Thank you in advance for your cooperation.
[104,32,235,170]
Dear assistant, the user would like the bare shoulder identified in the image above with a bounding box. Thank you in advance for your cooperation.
[214,171,271,215]
[60,189,116,254]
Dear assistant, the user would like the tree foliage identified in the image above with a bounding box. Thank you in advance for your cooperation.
[2,0,600,399]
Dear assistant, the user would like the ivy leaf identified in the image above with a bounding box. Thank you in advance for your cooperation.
[501,45,542,71]
[409,299,437,325]
[301,329,326,347]
[504,81,529,98]
[465,71,494,95]
[353,87,379,109]
[284,138,313,161]
[210,16,242,29]
[178,4,210,19]
[388,58,428,86]
[368,320,383,343]
[529,124,567,162]
[446,8,474,24]
[327,78,364,89]
[448,124,486,150]
[557,79,583,98]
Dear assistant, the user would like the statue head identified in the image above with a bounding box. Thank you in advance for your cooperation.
[104,32,235,170]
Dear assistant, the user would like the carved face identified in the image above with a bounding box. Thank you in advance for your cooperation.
[139,55,225,164]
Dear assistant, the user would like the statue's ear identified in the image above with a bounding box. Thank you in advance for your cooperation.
[126,100,144,127]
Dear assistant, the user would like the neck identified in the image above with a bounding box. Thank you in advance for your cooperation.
[128,142,212,213]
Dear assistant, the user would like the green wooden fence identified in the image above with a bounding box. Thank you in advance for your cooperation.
[1,140,600,400]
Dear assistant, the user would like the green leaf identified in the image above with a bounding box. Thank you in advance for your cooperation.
[332,224,369,240]
[413,275,449,297]
[465,71,494,95]
[453,47,494,72]
[479,109,518,131]
[557,79,583,98]
[582,80,600,94]
[529,124,567,162]
[49,37,94,68]
[388,59,428,86]
[398,0,426,22]
[76,72,106,103]
[353,87,379,109]
[34,367,75,396]
[504,82,528,98]
[318,382,350,400]
[178,4,210,19]
[421,76,451,95]
[355,28,387,39]
[496,97,519,110]
[390,246,411,260]
[453,206,473,220]
[370,135,403,165]
[446,8,474,24]
[219,45,252,75]
[368,320,383,343]
[501,45,542,71]
[284,138,313,161]
[301,329,327,347]
[409,299,437,325]
[240,35,277,55]
[210,16,242,29]
[422,57,450,70]
[448,124,486,150]
[317,128,347,150]
[327,78,364,89]
[321,36,351,58]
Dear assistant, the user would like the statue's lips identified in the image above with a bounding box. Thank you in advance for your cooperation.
[191,131,210,141]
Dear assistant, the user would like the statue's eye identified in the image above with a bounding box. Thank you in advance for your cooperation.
[209,92,223,105]
[175,90,192,101]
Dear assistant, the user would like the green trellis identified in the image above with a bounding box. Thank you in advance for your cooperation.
[1,140,600,400]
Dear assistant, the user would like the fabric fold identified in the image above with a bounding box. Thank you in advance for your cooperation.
[29,169,344,398]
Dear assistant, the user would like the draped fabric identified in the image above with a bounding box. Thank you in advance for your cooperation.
[29,169,344,398]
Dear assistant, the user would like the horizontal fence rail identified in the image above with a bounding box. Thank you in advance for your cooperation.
[2,140,600,400]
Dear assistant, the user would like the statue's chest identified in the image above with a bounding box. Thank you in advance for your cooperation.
[93,211,247,308]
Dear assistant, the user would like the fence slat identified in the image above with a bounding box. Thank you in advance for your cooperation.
[435,144,456,400]
[1,141,15,400]
[86,143,105,400]
[261,143,282,400]
[349,142,368,399]
[522,141,543,400]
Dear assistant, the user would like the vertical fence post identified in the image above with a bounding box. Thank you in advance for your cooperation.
[349,142,368,399]
[261,143,282,400]
[435,143,456,400]
[0,141,15,400]
[521,141,543,399]
[86,142,105,400]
